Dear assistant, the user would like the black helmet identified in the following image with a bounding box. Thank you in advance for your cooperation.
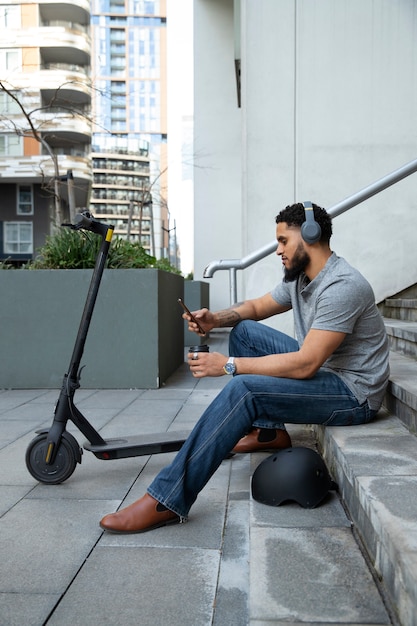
[251,447,337,508]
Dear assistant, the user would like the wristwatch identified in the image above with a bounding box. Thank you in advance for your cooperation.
[223,356,236,375]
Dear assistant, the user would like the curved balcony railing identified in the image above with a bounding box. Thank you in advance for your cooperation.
[40,63,89,76]
[41,20,89,33]
[38,0,90,26]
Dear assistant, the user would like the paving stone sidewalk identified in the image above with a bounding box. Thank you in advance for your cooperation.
[0,331,394,625]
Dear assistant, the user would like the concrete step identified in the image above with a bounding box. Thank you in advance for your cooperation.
[382,298,417,322]
[310,348,417,625]
[384,351,417,435]
[246,299,417,624]
[248,432,394,625]
[384,318,417,361]
[315,409,417,626]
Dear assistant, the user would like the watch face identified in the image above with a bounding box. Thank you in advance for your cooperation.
[225,362,236,375]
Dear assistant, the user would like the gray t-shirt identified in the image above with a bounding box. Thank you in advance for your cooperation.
[270,252,390,410]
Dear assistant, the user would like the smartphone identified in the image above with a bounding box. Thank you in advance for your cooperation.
[178,298,206,335]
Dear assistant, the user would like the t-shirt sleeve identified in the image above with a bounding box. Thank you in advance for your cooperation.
[270,281,292,308]
[312,277,369,334]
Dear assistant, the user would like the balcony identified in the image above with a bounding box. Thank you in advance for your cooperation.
[38,0,90,26]
[40,81,91,108]
[4,28,90,66]
[0,154,92,208]
[39,29,90,66]
[33,110,92,146]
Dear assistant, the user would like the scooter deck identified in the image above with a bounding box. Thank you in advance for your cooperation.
[83,430,190,460]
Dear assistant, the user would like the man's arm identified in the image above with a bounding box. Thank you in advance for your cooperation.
[188,328,346,379]
[188,293,291,334]
[234,328,346,379]
[214,293,291,327]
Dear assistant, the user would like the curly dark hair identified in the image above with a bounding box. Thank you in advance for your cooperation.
[275,203,332,243]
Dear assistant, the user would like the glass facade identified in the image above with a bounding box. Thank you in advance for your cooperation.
[92,15,164,133]
[90,0,167,252]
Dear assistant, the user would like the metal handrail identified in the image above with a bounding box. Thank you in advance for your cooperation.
[203,157,417,304]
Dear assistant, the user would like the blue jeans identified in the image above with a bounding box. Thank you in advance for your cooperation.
[148,320,376,518]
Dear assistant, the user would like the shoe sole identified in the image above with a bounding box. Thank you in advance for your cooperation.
[99,516,181,534]
[231,444,292,454]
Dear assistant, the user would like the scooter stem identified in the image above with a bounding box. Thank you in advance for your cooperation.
[67,215,114,382]
[46,213,114,464]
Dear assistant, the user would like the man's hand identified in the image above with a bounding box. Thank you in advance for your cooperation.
[182,308,215,336]
[187,350,229,378]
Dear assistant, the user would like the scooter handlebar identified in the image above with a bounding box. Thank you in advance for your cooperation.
[73,212,113,237]
[74,211,95,229]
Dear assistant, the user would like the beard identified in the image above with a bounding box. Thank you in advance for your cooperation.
[283,243,310,282]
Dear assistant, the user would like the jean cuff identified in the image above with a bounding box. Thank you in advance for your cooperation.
[252,421,286,430]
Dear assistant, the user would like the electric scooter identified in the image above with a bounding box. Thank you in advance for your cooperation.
[25,211,189,484]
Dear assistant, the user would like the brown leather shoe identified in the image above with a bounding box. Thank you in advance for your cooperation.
[99,493,182,534]
[232,428,292,453]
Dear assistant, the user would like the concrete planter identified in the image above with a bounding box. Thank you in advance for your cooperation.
[183,280,210,347]
[0,269,184,389]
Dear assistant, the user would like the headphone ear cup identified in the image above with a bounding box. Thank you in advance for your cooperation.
[301,203,321,244]
[301,219,321,244]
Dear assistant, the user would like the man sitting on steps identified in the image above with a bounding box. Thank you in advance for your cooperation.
[99,202,390,534]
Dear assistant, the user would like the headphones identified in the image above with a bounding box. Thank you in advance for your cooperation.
[301,201,321,244]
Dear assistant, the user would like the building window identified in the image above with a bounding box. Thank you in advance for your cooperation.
[111,81,126,94]
[0,134,23,156]
[0,90,20,114]
[4,222,33,254]
[128,0,159,13]
[109,0,125,14]
[0,49,20,72]
[17,185,34,215]
[0,5,20,28]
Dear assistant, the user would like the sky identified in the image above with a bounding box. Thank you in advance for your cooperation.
[166,0,194,275]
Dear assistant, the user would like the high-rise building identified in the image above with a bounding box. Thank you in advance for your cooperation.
[0,0,92,263]
[90,0,168,257]
[0,0,169,264]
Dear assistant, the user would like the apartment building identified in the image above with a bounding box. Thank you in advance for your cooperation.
[91,141,153,249]
[0,0,92,263]
[90,0,168,256]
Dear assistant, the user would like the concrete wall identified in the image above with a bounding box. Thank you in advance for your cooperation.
[0,269,184,389]
[194,0,417,332]
[193,0,242,312]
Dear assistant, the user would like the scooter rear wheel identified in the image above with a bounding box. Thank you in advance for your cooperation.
[26,432,79,484]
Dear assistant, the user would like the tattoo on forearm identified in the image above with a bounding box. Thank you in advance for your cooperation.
[217,306,243,327]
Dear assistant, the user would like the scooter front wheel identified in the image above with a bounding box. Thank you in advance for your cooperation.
[25,432,80,484]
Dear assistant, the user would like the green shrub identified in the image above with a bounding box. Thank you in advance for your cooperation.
[30,228,99,269]
[27,227,181,274]
[0,259,13,269]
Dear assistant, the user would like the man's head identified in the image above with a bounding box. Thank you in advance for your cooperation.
[275,203,332,244]
[275,203,332,282]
